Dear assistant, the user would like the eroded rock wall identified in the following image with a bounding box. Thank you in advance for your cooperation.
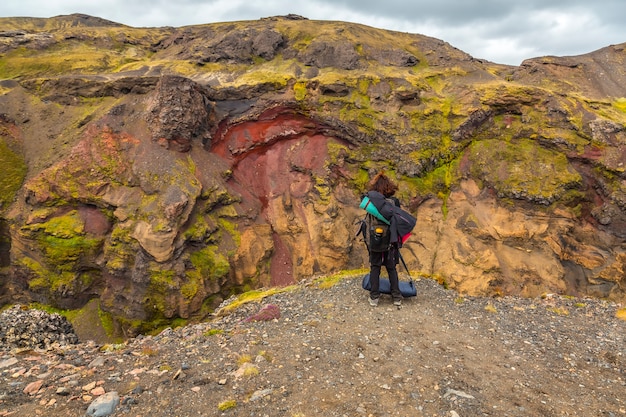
[0,16,625,339]
[409,180,625,299]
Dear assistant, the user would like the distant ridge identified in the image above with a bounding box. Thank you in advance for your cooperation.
[0,13,126,31]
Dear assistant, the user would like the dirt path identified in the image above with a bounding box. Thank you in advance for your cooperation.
[1,275,625,416]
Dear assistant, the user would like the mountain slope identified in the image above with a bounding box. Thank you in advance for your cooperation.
[0,14,624,339]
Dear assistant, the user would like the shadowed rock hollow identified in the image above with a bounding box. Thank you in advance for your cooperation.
[0,14,624,339]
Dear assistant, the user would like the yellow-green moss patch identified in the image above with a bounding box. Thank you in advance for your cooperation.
[216,285,299,316]
[20,210,103,272]
[217,399,237,411]
[612,98,626,113]
[0,138,27,211]
[314,269,366,289]
[466,138,582,204]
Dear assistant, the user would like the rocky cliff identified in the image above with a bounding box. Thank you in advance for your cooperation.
[0,14,624,339]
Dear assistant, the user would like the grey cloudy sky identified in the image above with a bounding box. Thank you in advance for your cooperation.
[1,0,625,65]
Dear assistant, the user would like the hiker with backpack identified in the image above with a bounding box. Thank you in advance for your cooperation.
[362,172,403,307]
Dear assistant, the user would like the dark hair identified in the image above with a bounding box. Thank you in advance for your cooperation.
[369,172,398,198]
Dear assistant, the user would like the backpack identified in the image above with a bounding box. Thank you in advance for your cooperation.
[358,191,417,251]
[364,213,392,252]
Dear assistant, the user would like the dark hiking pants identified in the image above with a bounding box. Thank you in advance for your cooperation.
[369,246,401,301]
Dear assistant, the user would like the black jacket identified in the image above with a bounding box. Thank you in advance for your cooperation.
[365,191,416,246]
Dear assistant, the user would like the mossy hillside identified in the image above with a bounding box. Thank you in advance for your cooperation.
[293,68,607,210]
[466,138,582,204]
[146,267,175,300]
[182,213,217,243]
[478,82,539,107]
[0,17,431,82]
[0,20,170,79]
[301,74,482,179]
[0,137,27,213]
[17,38,590,219]
[1,15,493,169]
[19,257,77,293]
[578,96,626,127]
[477,83,599,148]
[0,45,119,79]
[3,15,626,326]
[1,14,483,149]
[0,28,163,79]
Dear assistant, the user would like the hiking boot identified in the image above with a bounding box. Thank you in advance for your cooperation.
[369,297,379,307]
[393,299,402,308]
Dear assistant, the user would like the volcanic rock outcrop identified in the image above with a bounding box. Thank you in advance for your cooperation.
[0,14,624,339]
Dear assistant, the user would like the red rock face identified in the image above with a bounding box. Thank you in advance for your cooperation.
[212,108,338,285]
[211,107,322,161]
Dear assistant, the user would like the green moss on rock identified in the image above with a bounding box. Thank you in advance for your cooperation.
[21,210,103,271]
[612,98,626,113]
[406,160,460,196]
[0,138,27,212]
[351,168,371,194]
[19,256,96,294]
[187,245,230,283]
[143,267,177,321]
[103,223,137,271]
[293,81,307,101]
[466,138,582,204]
[183,214,215,242]
[217,218,241,246]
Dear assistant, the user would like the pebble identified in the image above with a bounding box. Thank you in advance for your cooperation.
[444,388,475,400]
[0,357,19,368]
[249,388,273,401]
[83,381,97,391]
[23,379,44,395]
[89,357,106,368]
[85,391,120,417]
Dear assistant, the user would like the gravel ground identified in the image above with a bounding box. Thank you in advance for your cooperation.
[1,275,625,417]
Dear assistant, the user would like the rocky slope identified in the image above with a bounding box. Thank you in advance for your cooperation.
[0,14,624,339]
[1,276,625,416]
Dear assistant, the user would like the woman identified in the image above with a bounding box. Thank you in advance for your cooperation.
[367,172,402,307]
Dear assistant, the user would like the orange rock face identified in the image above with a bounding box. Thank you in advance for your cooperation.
[213,107,354,285]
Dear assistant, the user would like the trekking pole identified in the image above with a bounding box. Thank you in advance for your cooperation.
[397,248,412,280]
